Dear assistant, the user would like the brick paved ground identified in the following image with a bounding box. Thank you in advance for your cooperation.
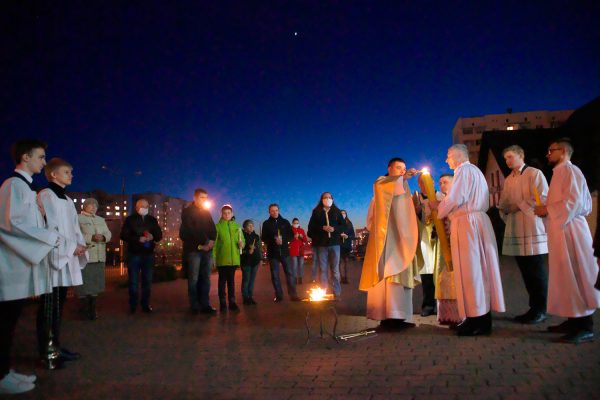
[7,256,600,400]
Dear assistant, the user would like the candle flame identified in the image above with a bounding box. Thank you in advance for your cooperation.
[421,167,430,174]
[202,200,212,210]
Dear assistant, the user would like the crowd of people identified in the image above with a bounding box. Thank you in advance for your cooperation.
[0,138,598,394]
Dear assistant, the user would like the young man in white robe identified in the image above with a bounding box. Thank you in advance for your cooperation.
[36,158,87,366]
[534,139,600,344]
[413,175,441,317]
[430,144,505,336]
[359,158,420,329]
[0,140,59,394]
[499,145,549,324]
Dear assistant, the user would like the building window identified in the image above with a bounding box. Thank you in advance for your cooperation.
[506,126,514,131]
[73,199,77,203]
[463,128,474,135]
[115,206,120,210]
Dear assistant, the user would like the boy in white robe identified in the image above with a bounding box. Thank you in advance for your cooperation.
[0,140,58,394]
[534,139,600,344]
[499,145,549,324]
[430,144,505,336]
[36,158,87,366]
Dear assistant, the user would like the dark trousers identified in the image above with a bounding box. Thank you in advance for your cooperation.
[241,264,259,300]
[187,251,212,309]
[218,266,237,305]
[421,273,436,309]
[0,299,25,378]
[269,257,297,299]
[36,287,68,356]
[515,255,548,313]
[127,253,154,309]
[340,250,350,278]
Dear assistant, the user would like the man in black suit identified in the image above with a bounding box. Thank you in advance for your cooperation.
[120,198,162,314]
[179,188,217,314]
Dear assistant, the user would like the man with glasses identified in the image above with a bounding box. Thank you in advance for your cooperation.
[534,139,599,344]
[180,188,217,314]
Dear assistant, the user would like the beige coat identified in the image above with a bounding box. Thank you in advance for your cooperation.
[78,213,111,263]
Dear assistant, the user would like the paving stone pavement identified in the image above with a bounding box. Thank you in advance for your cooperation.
[7,256,600,400]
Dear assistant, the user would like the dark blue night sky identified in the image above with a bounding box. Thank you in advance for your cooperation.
[3,1,600,227]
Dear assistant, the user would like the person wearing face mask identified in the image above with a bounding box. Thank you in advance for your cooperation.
[289,218,308,284]
[339,210,355,284]
[308,193,346,299]
[120,198,162,314]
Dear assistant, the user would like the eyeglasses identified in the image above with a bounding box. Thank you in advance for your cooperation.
[547,147,562,154]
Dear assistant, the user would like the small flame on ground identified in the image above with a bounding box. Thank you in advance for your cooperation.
[308,287,327,301]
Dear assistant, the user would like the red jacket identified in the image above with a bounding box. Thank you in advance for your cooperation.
[289,226,308,256]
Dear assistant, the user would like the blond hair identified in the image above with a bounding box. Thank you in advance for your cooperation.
[44,158,72,181]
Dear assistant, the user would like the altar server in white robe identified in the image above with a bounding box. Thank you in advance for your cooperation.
[0,140,59,394]
[499,145,549,324]
[36,158,87,365]
[534,139,600,344]
[360,158,420,329]
[430,144,505,336]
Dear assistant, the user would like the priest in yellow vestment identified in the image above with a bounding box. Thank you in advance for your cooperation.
[360,158,420,327]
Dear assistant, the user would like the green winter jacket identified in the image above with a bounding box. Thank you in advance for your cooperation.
[213,219,245,267]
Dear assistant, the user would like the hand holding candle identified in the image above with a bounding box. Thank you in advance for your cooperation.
[532,185,542,206]
[324,209,331,238]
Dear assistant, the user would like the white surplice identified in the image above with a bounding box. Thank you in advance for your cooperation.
[499,165,548,256]
[545,161,600,318]
[0,174,58,301]
[438,161,506,318]
[416,192,443,275]
[365,177,419,321]
[38,188,87,287]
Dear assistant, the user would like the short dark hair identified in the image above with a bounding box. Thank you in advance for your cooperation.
[292,218,299,223]
[387,157,405,167]
[242,219,254,229]
[194,188,207,197]
[10,139,47,165]
[439,173,454,180]
[268,203,279,210]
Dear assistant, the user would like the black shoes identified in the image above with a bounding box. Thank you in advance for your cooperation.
[341,277,349,284]
[515,309,547,324]
[273,297,283,303]
[456,313,492,336]
[59,348,81,362]
[129,306,136,314]
[420,306,437,317]
[249,298,257,305]
[547,320,574,333]
[290,296,302,302]
[377,319,416,331]
[556,330,594,344]
[200,306,217,315]
[296,277,303,285]
[228,303,240,312]
[142,305,153,313]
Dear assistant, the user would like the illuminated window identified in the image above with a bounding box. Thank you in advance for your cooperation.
[73,199,77,203]
[115,206,120,210]
[116,212,120,216]
[123,212,127,216]
[115,248,120,251]
[107,206,111,209]
[506,126,514,131]
[106,212,112,216]
[124,201,127,204]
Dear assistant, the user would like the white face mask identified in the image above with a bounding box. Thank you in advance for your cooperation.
[138,207,149,216]
[322,198,333,207]
[341,214,346,219]
[293,223,299,228]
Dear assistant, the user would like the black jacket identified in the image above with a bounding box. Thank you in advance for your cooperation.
[307,206,346,247]
[241,231,262,266]
[179,204,217,254]
[340,218,356,252]
[120,214,162,254]
[261,216,293,259]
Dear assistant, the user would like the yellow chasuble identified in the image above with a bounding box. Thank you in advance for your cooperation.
[359,175,420,291]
